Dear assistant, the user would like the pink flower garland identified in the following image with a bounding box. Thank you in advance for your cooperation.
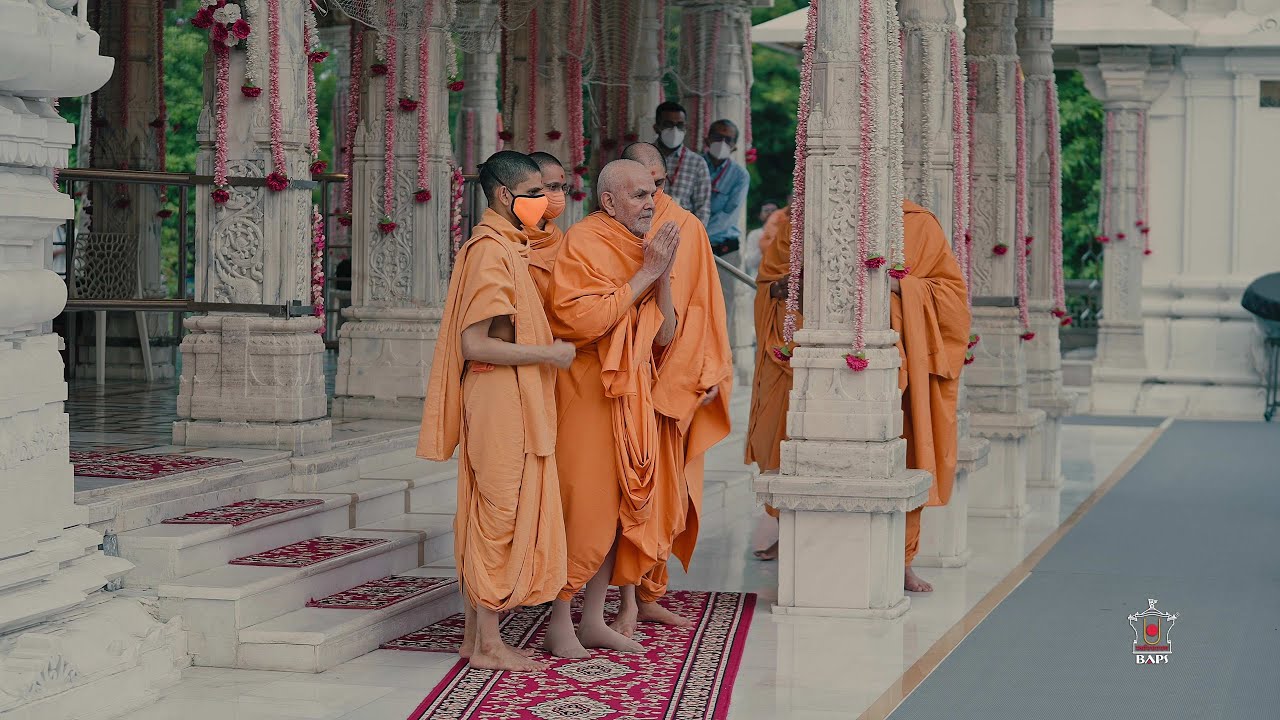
[1046,79,1067,316]
[1099,111,1115,244]
[784,0,818,345]
[526,8,538,153]
[450,163,465,256]
[618,0,634,150]
[304,24,320,162]
[1014,64,1030,334]
[1136,109,1151,255]
[566,0,587,195]
[416,0,435,201]
[213,43,231,203]
[743,10,753,160]
[656,0,667,79]
[311,206,325,332]
[382,0,399,231]
[846,0,875,371]
[704,9,722,151]
[949,32,971,306]
[341,28,363,224]
[266,0,288,191]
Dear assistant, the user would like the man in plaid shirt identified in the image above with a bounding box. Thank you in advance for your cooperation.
[653,101,711,226]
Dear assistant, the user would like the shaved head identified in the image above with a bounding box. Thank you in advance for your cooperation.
[621,142,666,192]
[597,159,657,237]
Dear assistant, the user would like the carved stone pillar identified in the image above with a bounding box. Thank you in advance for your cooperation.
[0,5,183,716]
[1016,0,1070,487]
[331,18,454,420]
[627,0,668,140]
[79,0,175,380]
[455,0,499,174]
[1079,48,1171,414]
[899,0,989,567]
[755,0,930,618]
[177,0,331,451]
[963,0,1044,518]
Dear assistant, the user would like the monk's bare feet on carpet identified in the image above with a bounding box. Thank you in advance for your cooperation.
[754,541,778,561]
[459,604,477,659]
[543,602,592,659]
[469,640,547,672]
[610,603,638,638]
[905,567,933,593]
[578,621,645,653]
[638,601,693,628]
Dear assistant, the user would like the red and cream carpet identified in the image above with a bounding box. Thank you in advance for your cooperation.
[307,575,457,610]
[162,498,324,526]
[400,590,755,720]
[228,536,388,568]
[70,450,241,480]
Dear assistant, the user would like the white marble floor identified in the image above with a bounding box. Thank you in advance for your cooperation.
[114,421,1154,720]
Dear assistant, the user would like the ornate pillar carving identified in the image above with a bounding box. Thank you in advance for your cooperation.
[454,0,499,174]
[177,0,331,451]
[755,0,930,618]
[899,0,989,567]
[963,0,1044,518]
[80,0,174,380]
[0,4,183,715]
[332,10,455,420]
[1079,47,1171,414]
[1017,0,1070,487]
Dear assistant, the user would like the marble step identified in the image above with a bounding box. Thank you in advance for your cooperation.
[361,458,459,513]
[116,478,425,588]
[159,514,454,668]
[236,567,462,672]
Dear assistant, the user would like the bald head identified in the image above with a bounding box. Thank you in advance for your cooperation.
[597,159,657,238]
[621,142,666,192]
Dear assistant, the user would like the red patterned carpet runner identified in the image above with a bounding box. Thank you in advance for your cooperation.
[70,450,241,480]
[306,575,457,610]
[402,590,756,720]
[162,498,325,526]
[228,536,388,568]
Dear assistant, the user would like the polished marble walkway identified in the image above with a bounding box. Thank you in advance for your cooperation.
[114,416,1156,720]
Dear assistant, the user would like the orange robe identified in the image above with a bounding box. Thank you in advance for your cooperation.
[893,201,971,567]
[548,211,667,600]
[627,192,734,603]
[526,220,565,306]
[745,208,799,518]
[416,209,566,612]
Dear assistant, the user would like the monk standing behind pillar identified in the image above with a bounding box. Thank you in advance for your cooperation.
[417,151,576,672]
[526,152,569,302]
[744,205,798,561]
[893,200,971,593]
[610,143,734,634]
[542,159,682,658]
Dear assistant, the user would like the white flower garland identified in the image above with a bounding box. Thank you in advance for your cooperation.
[243,0,261,90]
[886,1,905,271]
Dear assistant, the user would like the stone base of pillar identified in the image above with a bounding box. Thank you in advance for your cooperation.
[915,435,989,568]
[332,307,442,420]
[1027,400,1070,488]
[1089,369,1263,419]
[757,469,931,618]
[732,282,755,387]
[967,410,1044,518]
[1095,319,1145,371]
[174,315,331,453]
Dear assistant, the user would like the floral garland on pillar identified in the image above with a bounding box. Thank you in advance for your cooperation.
[842,0,880,372]
[380,0,400,234]
[1136,109,1151,255]
[1014,64,1032,340]
[1046,79,1069,324]
[304,4,328,176]
[702,9,722,151]
[885,9,907,282]
[949,31,971,307]
[242,0,262,97]
[153,0,168,190]
[526,8,539,153]
[743,10,756,163]
[192,1,252,204]
[782,0,817,349]
[265,0,289,191]
[566,0,588,199]
[311,206,325,331]
[1097,110,1115,244]
[339,28,363,227]
[451,163,465,256]
[656,0,667,79]
[618,0,636,145]
[415,0,436,203]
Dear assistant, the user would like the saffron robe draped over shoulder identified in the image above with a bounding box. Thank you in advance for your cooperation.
[416,209,566,612]
[745,207,798,479]
[547,211,666,599]
[526,220,565,306]
[627,192,734,602]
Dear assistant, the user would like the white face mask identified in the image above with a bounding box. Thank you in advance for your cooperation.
[660,127,686,150]
[708,140,733,160]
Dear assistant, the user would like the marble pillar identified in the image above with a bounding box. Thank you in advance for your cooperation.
[1016,0,1070,488]
[963,0,1044,518]
[899,0,989,567]
[79,0,175,380]
[1080,48,1171,414]
[628,0,668,141]
[176,0,331,451]
[332,19,454,421]
[455,0,499,174]
[755,0,931,618]
[0,4,184,716]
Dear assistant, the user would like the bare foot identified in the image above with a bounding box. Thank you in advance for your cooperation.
[905,567,933,593]
[468,641,548,672]
[610,600,638,638]
[459,605,477,659]
[543,624,592,659]
[638,600,693,628]
[577,621,645,653]
[754,541,778,561]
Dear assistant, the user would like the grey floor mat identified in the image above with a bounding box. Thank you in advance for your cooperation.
[890,420,1280,720]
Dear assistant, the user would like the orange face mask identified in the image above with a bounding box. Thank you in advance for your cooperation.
[543,190,567,220]
[508,190,550,229]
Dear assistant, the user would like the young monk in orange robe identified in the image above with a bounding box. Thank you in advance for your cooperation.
[543,159,682,658]
[744,205,798,560]
[892,200,970,593]
[609,143,734,634]
[526,152,569,302]
[416,151,576,672]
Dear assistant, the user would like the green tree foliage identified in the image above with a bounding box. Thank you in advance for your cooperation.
[1054,69,1103,280]
[746,1,802,227]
